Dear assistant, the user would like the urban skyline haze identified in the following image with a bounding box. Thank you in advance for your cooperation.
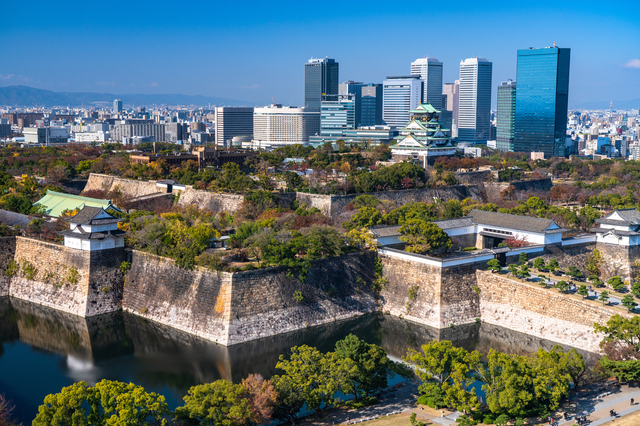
[1,0,639,109]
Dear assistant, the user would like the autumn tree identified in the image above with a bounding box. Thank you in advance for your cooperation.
[241,374,278,424]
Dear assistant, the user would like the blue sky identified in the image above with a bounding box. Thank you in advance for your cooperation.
[1,0,639,108]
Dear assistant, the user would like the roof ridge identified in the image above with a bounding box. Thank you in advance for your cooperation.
[45,189,111,203]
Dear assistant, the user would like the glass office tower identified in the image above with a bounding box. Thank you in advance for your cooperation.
[496,80,516,152]
[514,47,570,158]
[305,58,339,110]
[360,83,383,126]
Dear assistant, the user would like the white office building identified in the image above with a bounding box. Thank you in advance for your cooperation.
[75,131,110,143]
[382,75,422,128]
[411,57,443,110]
[458,57,493,143]
[252,105,320,148]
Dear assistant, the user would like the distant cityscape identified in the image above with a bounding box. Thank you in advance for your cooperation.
[1,45,639,161]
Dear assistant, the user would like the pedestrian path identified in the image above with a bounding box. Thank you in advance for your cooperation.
[557,387,640,426]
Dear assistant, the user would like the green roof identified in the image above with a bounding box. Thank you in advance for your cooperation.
[410,103,440,114]
[34,190,120,218]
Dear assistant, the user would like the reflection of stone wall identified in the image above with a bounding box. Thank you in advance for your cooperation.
[123,250,377,346]
[476,270,633,353]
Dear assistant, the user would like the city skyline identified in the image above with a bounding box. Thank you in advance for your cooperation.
[0,0,639,108]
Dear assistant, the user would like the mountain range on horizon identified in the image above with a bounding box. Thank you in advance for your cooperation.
[0,85,254,108]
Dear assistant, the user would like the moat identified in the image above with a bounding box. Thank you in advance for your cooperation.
[0,297,599,424]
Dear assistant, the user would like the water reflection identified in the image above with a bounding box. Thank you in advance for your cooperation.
[0,297,598,424]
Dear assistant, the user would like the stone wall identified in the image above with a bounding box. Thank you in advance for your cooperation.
[476,270,632,353]
[484,178,553,202]
[122,250,377,346]
[298,185,483,218]
[378,253,482,328]
[595,242,640,283]
[176,189,245,216]
[0,237,125,317]
[454,170,492,185]
[83,173,161,198]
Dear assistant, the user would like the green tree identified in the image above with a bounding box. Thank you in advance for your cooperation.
[577,285,589,299]
[547,259,559,274]
[507,264,518,276]
[608,276,626,292]
[175,380,252,426]
[518,252,528,265]
[33,380,170,426]
[342,206,383,231]
[594,315,640,381]
[632,282,640,298]
[566,266,583,279]
[399,219,452,254]
[586,248,603,278]
[621,295,638,312]
[334,334,402,400]
[532,257,545,270]
[518,264,531,279]
[404,341,480,412]
[487,259,501,273]
[599,291,610,305]
[555,280,569,293]
[272,345,356,421]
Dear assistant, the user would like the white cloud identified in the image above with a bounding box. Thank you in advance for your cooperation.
[149,82,159,87]
[623,59,640,69]
[0,74,14,80]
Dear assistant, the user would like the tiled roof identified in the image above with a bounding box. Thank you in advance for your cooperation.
[34,190,121,218]
[432,217,474,229]
[370,225,401,237]
[601,208,640,225]
[64,206,122,225]
[59,228,126,240]
[0,209,32,227]
[467,209,557,233]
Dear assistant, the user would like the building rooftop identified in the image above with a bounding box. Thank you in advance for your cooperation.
[63,206,122,226]
[34,190,120,218]
[467,209,560,234]
[596,208,640,225]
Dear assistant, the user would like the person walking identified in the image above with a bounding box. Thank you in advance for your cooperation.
[631,397,635,405]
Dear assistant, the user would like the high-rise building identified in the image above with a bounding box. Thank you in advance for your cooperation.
[253,105,320,148]
[411,57,443,109]
[304,58,339,110]
[339,81,364,127]
[214,107,254,147]
[360,83,383,127]
[320,95,356,138]
[496,80,517,152]
[443,81,460,137]
[458,58,492,143]
[113,99,123,113]
[382,75,422,128]
[513,46,571,158]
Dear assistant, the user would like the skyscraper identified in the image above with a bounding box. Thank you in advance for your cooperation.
[304,58,339,110]
[496,80,517,152]
[214,107,254,147]
[339,81,364,127]
[360,83,383,127]
[320,94,355,138]
[382,75,422,128]
[458,58,492,143]
[113,99,123,113]
[411,57,443,109]
[443,81,459,137]
[513,46,571,158]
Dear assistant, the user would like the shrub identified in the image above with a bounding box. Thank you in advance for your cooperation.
[20,259,38,280]
[102,286,110,293]
[65,266,79,285]
[417,395,429,405]
[119,261,131,275]
[4,259,19,277]
[483,414,496,424]
[461,247,477,252]
[408,285,419,301]
[293,291,304,303]
[344,396,378,409]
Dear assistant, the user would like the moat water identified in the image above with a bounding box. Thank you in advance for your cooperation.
[0,297,599,424]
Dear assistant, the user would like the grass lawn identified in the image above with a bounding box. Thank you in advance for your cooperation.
[607,410,640,426]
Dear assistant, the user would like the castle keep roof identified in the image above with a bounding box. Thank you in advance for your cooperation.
[63,206,122,226]
[34,190,120,218]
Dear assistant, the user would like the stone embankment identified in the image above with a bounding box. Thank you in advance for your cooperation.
[0,236,125,317]
[123,250,377,345]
